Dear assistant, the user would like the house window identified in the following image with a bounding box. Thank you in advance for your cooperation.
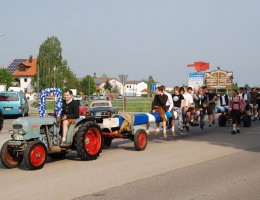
[24,78,27,82]
[20,66,26,72]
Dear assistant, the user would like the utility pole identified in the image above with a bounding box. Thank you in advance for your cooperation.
[118,74,128,112]
[37,64,39,103]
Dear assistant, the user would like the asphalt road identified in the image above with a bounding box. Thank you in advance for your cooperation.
[1,115,260,200]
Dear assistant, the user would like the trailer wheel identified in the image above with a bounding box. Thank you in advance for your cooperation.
[101,128,112,149]
[74,121,102,160]
[243,115,251,127]
[24,141,47,170]
[134,129,147,151]
[0,140,23,169]
[218,114,227,127]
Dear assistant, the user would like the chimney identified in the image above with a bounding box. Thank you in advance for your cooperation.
[29,55,33,63]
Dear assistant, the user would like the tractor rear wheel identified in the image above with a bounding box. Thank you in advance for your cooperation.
[0,140,23,168]
[24,141,47,170]
[134,129,147,151]
[74,121,102,160]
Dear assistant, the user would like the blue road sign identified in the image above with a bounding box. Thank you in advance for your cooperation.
[152,83,156,92]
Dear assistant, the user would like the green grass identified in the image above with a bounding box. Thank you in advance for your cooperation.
[31,98,153,112]
[31,101,56,110]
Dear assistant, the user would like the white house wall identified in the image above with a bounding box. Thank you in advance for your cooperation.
[19,77,32,92]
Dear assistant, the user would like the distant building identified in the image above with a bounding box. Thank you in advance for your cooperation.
[92,78,148,96]
[6,56,37,93]
[124,81,147,97]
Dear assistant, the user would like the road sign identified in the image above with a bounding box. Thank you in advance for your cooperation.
[187,73,204,89]
[152,83,156,92]
[205,70,233,89]
[118,74,128,84]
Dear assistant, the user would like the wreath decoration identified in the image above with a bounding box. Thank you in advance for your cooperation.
[38,88,63,117]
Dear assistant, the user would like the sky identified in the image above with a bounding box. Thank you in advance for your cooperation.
[1,0,260,88]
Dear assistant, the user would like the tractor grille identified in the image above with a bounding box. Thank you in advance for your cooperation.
[13,124,23,129]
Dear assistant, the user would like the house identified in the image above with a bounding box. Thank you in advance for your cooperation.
[6,56,37,93]
[124,81,147,97]
[95,78,122,94]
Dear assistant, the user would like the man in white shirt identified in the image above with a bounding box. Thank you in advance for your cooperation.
[161,85,174,130]
[181,87,193,132]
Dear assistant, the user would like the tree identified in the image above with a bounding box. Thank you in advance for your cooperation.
[102,73,108,78]
[244,84,250,88]
[111,85,120,93]
[80,75,96,95]
[103,79,112,92]
[147,75,155,97]
[0,67,14,90]
[31,36,79,93]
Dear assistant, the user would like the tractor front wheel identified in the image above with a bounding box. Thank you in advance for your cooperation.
[24,141,47,170]
[74,121,102,160]
[0,140,23,168]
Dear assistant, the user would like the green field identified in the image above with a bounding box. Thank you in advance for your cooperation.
[31,98,153,112]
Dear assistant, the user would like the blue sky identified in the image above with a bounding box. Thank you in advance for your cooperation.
[1,0,259,87]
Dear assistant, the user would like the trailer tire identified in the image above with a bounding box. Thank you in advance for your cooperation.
[134,129,147,151]
[218,114,227,127]
[243,115,251,127]
[101,128,112,149]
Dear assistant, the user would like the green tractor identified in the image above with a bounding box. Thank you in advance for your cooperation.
[0,88,103,170]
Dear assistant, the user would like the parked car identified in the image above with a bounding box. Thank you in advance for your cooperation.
[117,94,123,99]
[0,109,3,132]
[73,95,82,100]
[97,94,105,100]
[78,100,88,116]
[108,95,114,100]
[86,100,118,122]
[84,95,89,100]
[0,91,29,117]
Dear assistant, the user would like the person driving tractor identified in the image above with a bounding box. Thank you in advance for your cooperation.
[60,89,79,147]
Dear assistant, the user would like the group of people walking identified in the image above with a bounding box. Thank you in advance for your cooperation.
[146,85,260,138]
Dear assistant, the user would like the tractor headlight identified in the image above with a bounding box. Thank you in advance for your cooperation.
[18,129,26,135]
[9,130,15,134]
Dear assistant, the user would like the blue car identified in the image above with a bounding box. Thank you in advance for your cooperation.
[0,91,29,117]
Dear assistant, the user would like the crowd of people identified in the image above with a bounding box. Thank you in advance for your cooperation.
[146,85,260,138]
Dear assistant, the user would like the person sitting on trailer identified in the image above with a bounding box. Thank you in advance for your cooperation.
[220,90,229,106]
[146,86,168,138]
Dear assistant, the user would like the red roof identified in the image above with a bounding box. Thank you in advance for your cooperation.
[8,58,37,76]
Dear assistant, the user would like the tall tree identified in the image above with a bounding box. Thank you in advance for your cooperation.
[103,79,112,92]
[102,73,108,78]
[36,36,63,91]
[80,75,96,95]
[244,84,250,88]
[147,75,155,97]
[32,36,79,92]
[0,67,14,90]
